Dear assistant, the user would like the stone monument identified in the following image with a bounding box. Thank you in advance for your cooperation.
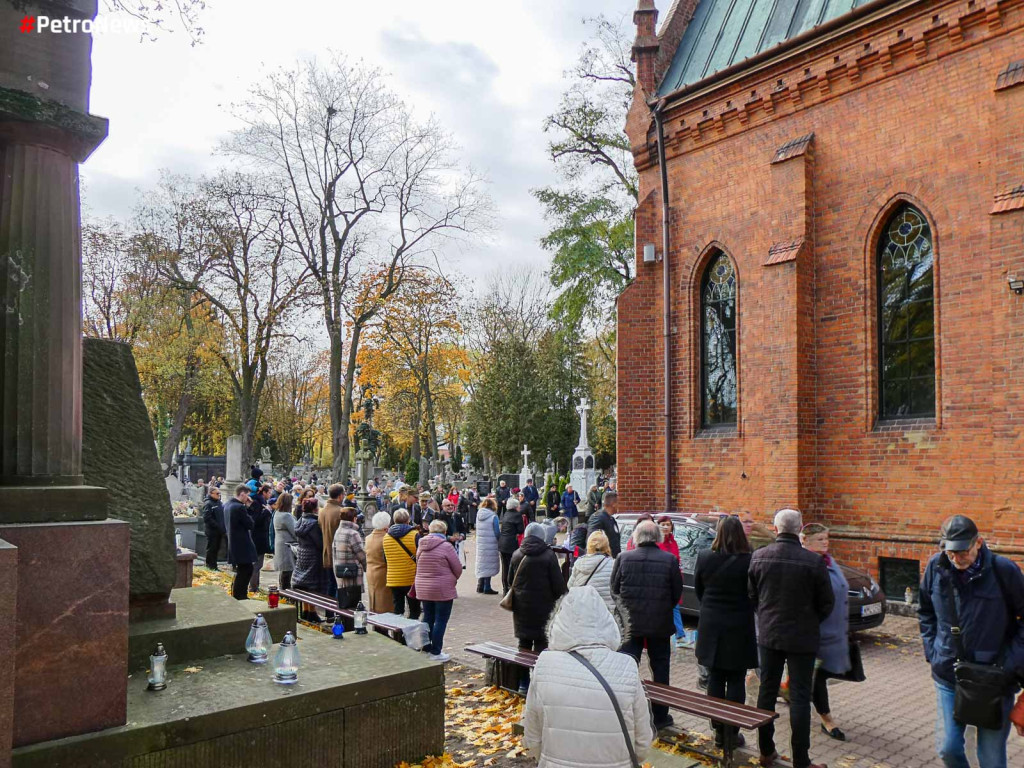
[224,434,244,488]
[570,398,598,501]
[259,445,273,476]
[519,444,533,491]
[0,0,127,753]
[418,454,429,488]
[82,339,177,620]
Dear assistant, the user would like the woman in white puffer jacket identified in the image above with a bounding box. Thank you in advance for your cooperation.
[523,585,654,768]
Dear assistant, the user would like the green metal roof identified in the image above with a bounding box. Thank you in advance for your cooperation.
[658,0,869,95]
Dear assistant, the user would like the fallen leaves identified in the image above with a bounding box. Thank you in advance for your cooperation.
[183,666,203,674]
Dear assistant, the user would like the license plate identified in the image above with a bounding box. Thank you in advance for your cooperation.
[861,602,882,617]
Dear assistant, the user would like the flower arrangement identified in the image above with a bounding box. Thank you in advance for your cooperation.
[172,500,198,518]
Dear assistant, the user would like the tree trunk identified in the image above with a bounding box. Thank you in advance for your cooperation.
[422,365,439,461]
[336,322,364,485]
[239,393,256,474]
[159,351,198,476]
[328,327,345,479]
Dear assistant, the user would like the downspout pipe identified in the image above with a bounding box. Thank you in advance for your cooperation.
[653,99,671,512]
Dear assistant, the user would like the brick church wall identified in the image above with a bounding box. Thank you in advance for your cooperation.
[618,0,1024,582]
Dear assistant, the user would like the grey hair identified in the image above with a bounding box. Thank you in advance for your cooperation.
[506,498,520,511]
[633,520,661,546]
[372,511,391,530]
[428,519,448,534]
[393,509,410,524]
[524,522,546,540]
[774,508,803,534]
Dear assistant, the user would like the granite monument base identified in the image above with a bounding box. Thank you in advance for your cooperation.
[0,518,130,748]
[127,585,296,673]
[0,539,18,768]
[13,630,445,768]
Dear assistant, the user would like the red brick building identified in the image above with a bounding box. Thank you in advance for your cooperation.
[617,0,1024,594]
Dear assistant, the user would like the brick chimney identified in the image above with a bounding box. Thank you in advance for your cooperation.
[632,0,660,95]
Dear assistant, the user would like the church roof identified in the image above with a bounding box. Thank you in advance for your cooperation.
[658,0,869,95]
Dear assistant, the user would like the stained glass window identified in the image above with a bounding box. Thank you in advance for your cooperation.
[877,204,935,419]
[701,252,738,426]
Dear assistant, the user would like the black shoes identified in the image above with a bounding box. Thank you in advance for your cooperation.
[483,589,499,595]
[821,723,846,741]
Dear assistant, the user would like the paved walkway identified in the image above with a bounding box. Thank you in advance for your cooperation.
[440,533,1024,768]
[247,532,1024,767]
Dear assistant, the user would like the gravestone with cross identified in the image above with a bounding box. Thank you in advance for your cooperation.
[519,444,533,491]
[570,398,597,515]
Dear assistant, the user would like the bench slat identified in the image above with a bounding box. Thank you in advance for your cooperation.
[279,589,405,634]
[467,642,776,729]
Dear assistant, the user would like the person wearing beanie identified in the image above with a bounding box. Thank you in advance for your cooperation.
[508,521,568,694]
[498,496,526,595]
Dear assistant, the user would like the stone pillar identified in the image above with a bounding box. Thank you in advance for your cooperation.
[0,0,125,752]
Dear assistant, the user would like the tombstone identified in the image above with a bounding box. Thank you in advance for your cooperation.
[570,398,597,506]
[519,444,533,491]
[224,434,244,487]
[164,474,185,504]
[259,445,273,475]
[418,454,430,487]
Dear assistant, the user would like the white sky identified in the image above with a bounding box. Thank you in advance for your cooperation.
[82,0,631,281]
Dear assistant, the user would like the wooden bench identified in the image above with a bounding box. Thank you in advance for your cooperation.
[465,641,777,768]
[277,588,406,641]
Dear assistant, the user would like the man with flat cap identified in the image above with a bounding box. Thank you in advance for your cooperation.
[918,514,1024,768]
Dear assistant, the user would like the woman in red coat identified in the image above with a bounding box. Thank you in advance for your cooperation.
[656,515,685,647]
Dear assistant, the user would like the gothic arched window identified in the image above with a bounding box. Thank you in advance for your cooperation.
[877,204,935,419]
[701,252,738,427]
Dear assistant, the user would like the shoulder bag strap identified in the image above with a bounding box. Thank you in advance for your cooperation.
[582,556,609,587]
[568,651,641,768]
[388,531,417,562]
[944,575,967,662]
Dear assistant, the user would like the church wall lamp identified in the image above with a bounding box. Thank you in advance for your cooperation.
[1009,275,1023,295]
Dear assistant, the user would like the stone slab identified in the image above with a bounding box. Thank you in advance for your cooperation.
[0,539,18,768]
[81,339,176,602]
[0,485,108,523]
[0,519,130,747]
[12,630,444,767]
[127,586,296,673]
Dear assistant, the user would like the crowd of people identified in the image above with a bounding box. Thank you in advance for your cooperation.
[198,465,1024,768]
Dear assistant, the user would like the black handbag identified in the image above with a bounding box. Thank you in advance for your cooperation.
[833,641,866,683]
[947,565,1015,730]
[334,563,360,580]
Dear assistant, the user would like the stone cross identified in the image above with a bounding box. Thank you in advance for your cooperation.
[576,398,591,450]
[520,444,531,468]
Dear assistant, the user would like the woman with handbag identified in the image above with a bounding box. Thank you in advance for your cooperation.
[506,522,568,694]
[331,507,366,610]
[694,515,757,750]
[523,585,654,768]
[800,523,852,741]
[567,531,620,631]
[272,493,297,590]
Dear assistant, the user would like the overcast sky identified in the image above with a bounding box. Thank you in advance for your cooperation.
[83,0,631,281]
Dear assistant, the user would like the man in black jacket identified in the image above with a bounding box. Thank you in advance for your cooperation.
[200,485,225,570]
[748,508,834,768]
[612,520,684,730]
[587,490,621,557]
[521,478,539,519]
[918,515,1024,768]
[248,484,273,593]
[225,485,256,600]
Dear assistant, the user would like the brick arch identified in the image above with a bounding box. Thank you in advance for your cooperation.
[858,188,944,431]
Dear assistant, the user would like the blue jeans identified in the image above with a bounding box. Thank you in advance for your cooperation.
[934,680,1013,768]
[673,604,684,639]
[421,599,453,655]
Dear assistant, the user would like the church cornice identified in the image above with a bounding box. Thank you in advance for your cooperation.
[631,0,1024,168]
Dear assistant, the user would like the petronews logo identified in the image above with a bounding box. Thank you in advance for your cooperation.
[19,15,146,35]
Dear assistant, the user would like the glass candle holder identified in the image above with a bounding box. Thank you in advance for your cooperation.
[245,613,272,663]
[147,643,168,691]
[331,615,345,639]
[354,602,368,635]
[268,585,279,609]
[273,631,301,684]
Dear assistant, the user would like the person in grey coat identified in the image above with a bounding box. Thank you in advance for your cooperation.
[272,492,297,590]
[801,523,850,742]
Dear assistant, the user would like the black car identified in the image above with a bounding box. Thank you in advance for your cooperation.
[614,513,886,631]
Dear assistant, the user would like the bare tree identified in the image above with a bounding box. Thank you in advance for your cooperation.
[140,171,311,465]
[223,55,487,481]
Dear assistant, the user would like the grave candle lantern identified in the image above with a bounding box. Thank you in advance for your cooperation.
[147,643,168,691]
[273,631,301,684]
[331,614,345,639]
[268,585,279,609]
[354,602,368,635]
[245,613,272,663]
